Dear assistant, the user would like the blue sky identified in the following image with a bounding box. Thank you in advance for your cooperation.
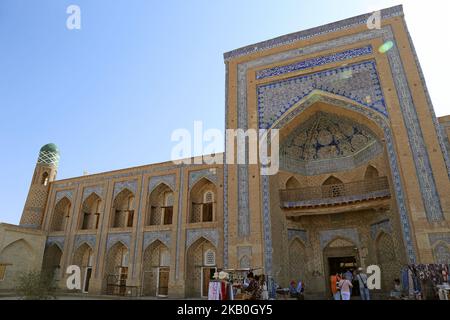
[1,0,449,224]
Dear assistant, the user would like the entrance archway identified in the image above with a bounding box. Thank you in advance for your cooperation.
[73,243,94,293]
[266,92,416,273]
[42,244,63,285]
[141,240,170,297]
[322,237,359,297]
[104,242,129,294]
[186,237,216,298]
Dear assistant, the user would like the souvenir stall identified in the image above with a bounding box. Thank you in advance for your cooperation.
[207,271,234,300]
[217,267,266,300]
[399,264,449,300]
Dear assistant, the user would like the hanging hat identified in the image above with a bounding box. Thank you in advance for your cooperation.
[219,271,229,280]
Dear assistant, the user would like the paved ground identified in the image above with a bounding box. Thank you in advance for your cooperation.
[0,293,204,300]
[0,292,383,300]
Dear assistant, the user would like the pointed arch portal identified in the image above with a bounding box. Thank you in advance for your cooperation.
[259,92,417,274]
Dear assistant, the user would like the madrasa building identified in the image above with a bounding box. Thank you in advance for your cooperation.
[1,5,449,299]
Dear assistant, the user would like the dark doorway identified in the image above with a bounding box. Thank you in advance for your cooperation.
[328,256,356,275]
[83,267,92,293]
[328,256,359,297]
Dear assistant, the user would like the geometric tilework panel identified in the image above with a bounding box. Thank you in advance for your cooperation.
[237,246,252,268]
[376,233,401,290]
[82,186,104,202]
[282,112,380,161]
[46,236,65,250]
[37,150,60,167]
[288,239,306,282]
[27,185,48,208]
[106,233,131,252]
[280,111,383,175]
[55,190,74,203]
[428,233,450,246]
[143,231,171,250]
[319,228,359,249]
[74,234,96,251]
[433,243,450,264]
[113,180,137,198]
[287,229,308,244]
[370,219,393,240]
[149,175,176,193]
[189,169,218,189]
[257,60,387,129]
[186,228,219,249]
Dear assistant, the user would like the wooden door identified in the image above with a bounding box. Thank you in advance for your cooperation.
[158,267,169,296]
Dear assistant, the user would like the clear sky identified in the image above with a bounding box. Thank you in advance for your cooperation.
[0,0,449,224]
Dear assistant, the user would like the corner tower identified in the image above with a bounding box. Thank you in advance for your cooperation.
[20,143,60,228]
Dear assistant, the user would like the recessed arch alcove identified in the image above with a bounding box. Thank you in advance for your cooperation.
[265,91,412,298]
[277,95,385,176]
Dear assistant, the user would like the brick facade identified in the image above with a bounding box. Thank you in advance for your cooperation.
[1,5,449,298]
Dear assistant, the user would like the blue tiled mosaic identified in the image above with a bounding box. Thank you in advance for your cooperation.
[257,60,387,129]
[256,45,373,79]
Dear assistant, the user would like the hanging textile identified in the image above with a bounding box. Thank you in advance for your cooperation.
[408,268,415,297]
[220,281,227,300]
[399,264,450,300]
[208,281,221,300]
[227,282,234,300]
[401,267,409,292]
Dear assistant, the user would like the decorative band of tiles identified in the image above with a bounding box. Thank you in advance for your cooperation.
[257,60,387,129]
[37,150,60,167]
[256,45,373,80]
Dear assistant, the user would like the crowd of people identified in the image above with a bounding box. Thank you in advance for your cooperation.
[243,268,365,300]
[243,272,269,300]
[220,263,449,300]
[239,265,447,300]
[330,267,370,300]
